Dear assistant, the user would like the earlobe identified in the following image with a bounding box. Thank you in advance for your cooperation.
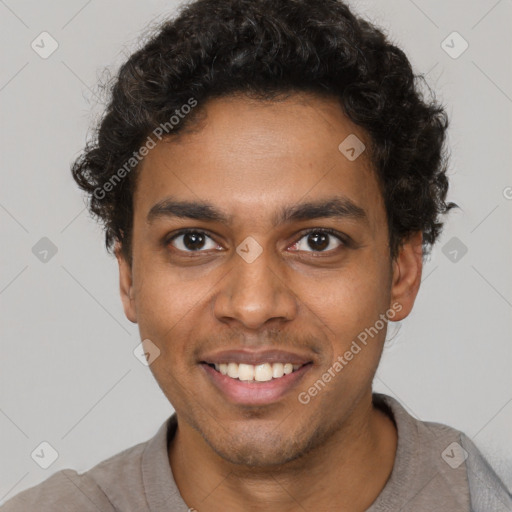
[115,244,137,324]
[389,232,423,322]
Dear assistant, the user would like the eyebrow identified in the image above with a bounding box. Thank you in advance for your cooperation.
[147,196,368,226]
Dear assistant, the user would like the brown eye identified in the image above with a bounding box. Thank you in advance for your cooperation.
[289,229,345,253]
[169,231,219,252]
[306,232,330,251]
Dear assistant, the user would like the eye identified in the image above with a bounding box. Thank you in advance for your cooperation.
[166,228,348,255]
[168,230,221,252]
[288,229,346,253]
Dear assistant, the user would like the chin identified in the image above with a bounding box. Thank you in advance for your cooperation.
[201,422,325,469]
[212,440,303,468]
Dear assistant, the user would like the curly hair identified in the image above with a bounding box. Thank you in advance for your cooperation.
[71,0,456,261]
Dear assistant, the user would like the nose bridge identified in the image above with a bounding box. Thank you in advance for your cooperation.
[214,240,297,329]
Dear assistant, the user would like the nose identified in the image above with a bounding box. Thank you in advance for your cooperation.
[213,245,298,331]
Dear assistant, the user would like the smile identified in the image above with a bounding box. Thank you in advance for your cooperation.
[201,361,313,405]
[208,362,304,382]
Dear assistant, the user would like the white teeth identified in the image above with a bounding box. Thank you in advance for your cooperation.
[238,363,254,381]
[272,363,284,378]
[227,362,239,378]
[211,361,304,381]
[254,363,273,381]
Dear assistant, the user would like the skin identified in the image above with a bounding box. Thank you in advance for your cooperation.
[116,92,423,511]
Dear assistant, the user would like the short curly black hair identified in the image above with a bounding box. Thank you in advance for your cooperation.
[72,0,456,261]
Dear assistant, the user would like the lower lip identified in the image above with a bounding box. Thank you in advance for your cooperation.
[201,363,312,406]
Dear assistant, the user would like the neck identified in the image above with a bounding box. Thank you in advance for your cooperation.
[168,391,397,511]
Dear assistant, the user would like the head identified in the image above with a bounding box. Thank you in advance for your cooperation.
[72,0,456,467]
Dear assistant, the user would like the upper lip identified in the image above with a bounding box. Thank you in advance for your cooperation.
[200,348,313,366]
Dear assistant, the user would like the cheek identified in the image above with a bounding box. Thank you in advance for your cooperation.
[308,273,390,395]
[132,264,208,407]
[320,261,391,335]
[132,258,208,360]
[305,261,391,393]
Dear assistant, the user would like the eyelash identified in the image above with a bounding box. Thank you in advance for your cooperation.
[165,227,350,256]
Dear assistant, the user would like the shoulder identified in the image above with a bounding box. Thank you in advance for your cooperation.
[458,432,512,511]
[419,422,512,511]
[0,468,116,511]
[0,439,149,512]
[419,414,512,504]
[374,393,512,510]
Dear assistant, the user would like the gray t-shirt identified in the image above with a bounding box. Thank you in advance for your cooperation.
[2,393,511,511]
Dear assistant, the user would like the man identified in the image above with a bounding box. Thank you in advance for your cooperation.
[2,0,511,510]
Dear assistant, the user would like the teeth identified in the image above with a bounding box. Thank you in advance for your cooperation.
[283,363,293,375]
[238,363,254,381]
[227,362,239,379]
[209,362,304,382]
[272,363,284,378]
[254,363,273,381]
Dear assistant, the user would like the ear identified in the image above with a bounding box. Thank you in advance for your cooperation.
[115,243,137,324]
[389,231,423,321]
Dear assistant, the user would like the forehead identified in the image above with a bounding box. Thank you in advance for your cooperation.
[134,93,385,230]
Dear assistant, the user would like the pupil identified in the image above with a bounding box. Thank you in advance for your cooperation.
[182,232,330,252]
[308,232,329,251]
[184,232,205,250]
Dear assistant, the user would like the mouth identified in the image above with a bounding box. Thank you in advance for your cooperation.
[202,361,307,382]
[198,350,314,405]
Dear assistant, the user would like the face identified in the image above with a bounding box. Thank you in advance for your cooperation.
[117,93,422,467]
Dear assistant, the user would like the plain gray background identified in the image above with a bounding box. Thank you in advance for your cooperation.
[1,0,511,503]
